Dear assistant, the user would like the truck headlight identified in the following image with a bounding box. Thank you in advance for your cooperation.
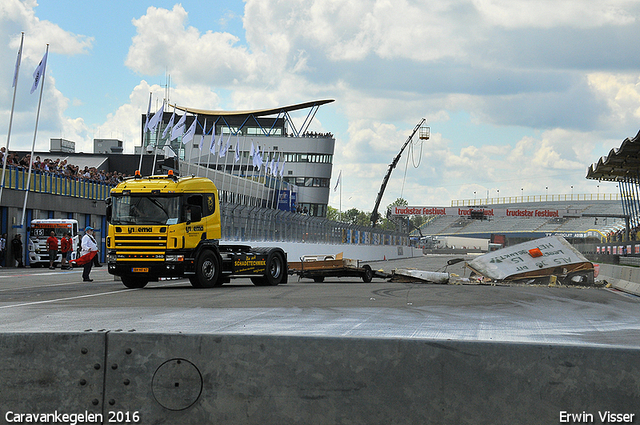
[108,252,117,262]
[166,255,184,262]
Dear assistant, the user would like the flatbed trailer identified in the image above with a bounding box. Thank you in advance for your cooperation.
[288,253,376,283]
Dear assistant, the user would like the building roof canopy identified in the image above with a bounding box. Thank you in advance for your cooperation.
[172,99,335,117]
[586,130,640,181]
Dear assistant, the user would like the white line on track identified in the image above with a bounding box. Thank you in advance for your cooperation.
[0,281,182,309]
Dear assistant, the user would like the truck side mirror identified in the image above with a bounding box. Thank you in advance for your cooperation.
[105,197,112,222]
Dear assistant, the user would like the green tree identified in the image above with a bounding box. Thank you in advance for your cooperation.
[327,206,341,221]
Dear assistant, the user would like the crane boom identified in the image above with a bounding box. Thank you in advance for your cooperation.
[370,118,426,227]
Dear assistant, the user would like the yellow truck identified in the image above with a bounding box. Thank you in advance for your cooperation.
[105,171,287,288]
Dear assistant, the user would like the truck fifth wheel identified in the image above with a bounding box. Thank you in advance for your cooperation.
[105,171,287,289]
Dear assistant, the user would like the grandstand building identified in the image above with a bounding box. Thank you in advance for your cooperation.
[415,197,626,248]
[142,100,336,218]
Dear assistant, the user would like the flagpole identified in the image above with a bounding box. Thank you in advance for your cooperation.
[151,100,165,175]
[205,121,216,179]
[259,148,270,209]
[220,131,232,200]
[138,92,152,172]
[21,44,48,227]
[0,32,24,205]
[247,143,257,207]
[241,138,251,206]
[213,129,221,193]
[185,117,192,177]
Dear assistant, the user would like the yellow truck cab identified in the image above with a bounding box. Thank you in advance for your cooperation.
[106,171,287,288]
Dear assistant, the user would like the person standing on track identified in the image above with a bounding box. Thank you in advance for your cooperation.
[46,231,59,270]
[80,227,98,282]
[60,232,72,270]
[12,234,23,268]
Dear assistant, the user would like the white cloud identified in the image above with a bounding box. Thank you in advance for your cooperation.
[472,0,637,29]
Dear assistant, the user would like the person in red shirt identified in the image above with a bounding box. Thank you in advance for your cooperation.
[60,232,72,270]
[46,231,59,270]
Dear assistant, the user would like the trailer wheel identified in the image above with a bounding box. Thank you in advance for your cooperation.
[362,265,373,283]
[194,250,221,288]
[313,276,325,283]
[121,276,148,288]
[264,250,285,286]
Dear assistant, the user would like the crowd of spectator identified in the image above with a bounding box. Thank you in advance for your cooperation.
[299,131,333,138]
[0,149,126,186]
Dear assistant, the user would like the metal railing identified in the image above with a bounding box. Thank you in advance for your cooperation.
[220,203,409,245]
[452,193,620,206]
[1,167,114,201]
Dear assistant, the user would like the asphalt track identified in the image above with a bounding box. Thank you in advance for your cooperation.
[0,255,639,348]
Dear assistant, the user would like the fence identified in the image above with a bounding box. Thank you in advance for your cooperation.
[452,193,620,207]
[1,166,113,201]
[220,203,409,246]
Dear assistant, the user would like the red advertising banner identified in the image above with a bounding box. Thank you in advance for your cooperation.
[391,206,578,218]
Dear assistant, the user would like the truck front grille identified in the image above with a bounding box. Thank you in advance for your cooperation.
[113,235,167,261]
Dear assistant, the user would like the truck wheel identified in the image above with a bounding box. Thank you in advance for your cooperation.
[251,277,267,286]
[362,265,373,283]
[264,251,285,286]
[195,250,221,288]
[122,276,148,288]
[188,276,202,288]
[313,276,325,283]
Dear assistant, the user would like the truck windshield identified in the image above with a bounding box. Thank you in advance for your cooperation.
[111,195,180,225]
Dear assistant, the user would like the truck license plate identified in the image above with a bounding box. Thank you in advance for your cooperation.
[132,267,149,273]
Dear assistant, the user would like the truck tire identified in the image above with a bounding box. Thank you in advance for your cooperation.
[188,276,202,288]
[194,250,221,288]
[122,276,148,288]
[264,250,285,286]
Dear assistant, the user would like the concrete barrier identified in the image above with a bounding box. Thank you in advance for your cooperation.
[598,263,640,296]
[2,332,639,424]
[247,241,421,262]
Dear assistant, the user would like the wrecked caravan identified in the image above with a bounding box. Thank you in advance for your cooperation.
[466,236,594,285]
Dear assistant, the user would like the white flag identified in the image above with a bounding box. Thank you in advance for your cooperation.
[209,128,217,155]
[163,145,176,158]
[199,119,207,151]
[12,37,23,88]
[253,146,262,169]
[279,159,286,177]
[147,103,164,132]
[234,136,240,162]
[334,170,342,192]
[162,110,175,138]
[143,93,152,131]
[182,116,198,145]
[249,142,255,157]
[171,113,187,141]
[219,133,231,157]
[30,50,48,94]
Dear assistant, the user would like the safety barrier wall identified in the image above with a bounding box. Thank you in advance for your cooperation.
[1,333,638,425]
[597,263,640,296]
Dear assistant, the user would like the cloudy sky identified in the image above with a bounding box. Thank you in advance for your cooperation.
[1,0,640,212]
